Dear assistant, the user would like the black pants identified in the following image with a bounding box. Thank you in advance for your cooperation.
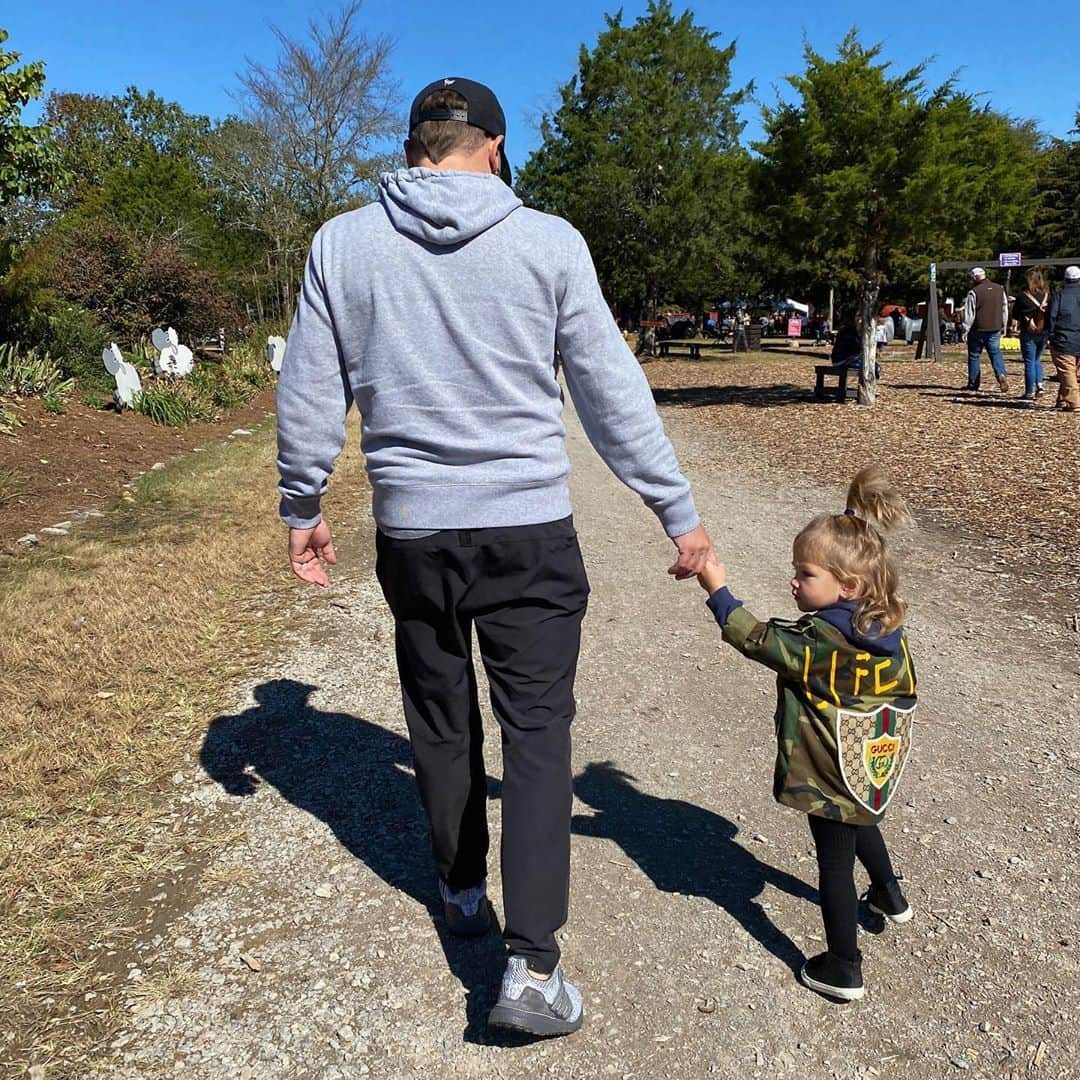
[375,516,589,974]
[808,815,897,963]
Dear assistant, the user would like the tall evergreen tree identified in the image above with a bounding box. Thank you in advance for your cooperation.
[1034,112,1080,258]
[755,31,1038,403]
[516,1,751,317]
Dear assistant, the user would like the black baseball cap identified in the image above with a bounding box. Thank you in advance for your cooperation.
[408,76,512,185]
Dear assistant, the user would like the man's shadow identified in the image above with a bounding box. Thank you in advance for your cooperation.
[572,761,817,973]
[199,679,515,1044]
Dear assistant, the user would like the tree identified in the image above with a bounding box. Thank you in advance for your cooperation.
[755,31,1038,403]
[203,116,306,321]
[1034,112,1080,257]
[43,88,212,208]
[236,1,400,234]
[0,28,65,272]
[516,1,751,317]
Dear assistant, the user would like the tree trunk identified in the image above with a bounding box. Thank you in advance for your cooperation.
[858,243,880,405]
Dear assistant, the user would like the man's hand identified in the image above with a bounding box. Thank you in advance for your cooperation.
[289,520,337,587]
[668,523,715,581]
[697,558,727,595]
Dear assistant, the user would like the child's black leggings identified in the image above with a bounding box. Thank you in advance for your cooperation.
[808,816,897,963]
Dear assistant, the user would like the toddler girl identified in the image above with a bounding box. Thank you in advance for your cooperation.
[699,466,917,1001]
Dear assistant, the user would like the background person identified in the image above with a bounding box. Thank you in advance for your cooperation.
[1012,268,1049,401]
[962,267,1010,392]
[276,76,714,1039]
[1046,265,1080,412]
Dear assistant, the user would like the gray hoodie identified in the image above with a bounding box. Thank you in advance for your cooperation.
[276,168,698,537]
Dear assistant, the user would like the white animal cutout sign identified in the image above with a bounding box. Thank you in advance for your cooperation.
[151,326,194,376]
[102,343,142,409]
[267,335,286,372]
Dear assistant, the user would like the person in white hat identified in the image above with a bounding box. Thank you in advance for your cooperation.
[1045,266,1080,411]
[961,268,1010,392]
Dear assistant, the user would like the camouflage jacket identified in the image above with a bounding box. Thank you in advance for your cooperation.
[720,602,917,826]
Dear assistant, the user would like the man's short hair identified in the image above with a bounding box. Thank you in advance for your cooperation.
[409,90,489,164]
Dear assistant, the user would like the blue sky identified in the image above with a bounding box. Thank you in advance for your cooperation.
[9,0,1080,169]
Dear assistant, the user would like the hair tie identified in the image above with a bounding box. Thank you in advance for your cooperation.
[844,508,858,517]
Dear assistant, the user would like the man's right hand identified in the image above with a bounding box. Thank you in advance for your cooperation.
[668,523,716,580]
[289,520,337,587]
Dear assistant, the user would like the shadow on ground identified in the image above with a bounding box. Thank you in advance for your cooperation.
[652,384,818,409]
[571,761,815,974]
[200,679,521,1046]
[200,684,822,1038]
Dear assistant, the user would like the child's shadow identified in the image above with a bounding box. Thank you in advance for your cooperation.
[572,761,816,973]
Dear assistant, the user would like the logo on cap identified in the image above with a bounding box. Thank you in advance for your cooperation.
[443,79,456,86]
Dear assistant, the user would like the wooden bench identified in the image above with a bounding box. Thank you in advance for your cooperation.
[658,339,732,359]
[814,364,858,402]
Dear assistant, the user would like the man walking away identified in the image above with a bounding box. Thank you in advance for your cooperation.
[1046,265,1080,411]
[275,76,714,1038]
[962,267,1010,392]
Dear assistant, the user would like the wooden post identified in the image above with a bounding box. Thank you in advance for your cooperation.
[926,264,942,362]
[916,262,942,361]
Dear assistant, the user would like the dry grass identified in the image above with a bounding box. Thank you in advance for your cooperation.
[200,864,258,888]
[0,465,28,507]
[124,965,199,1006]
[0,421,365,1075]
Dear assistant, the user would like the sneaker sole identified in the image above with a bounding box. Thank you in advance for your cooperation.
[869,901,913,924]
[800,966,864,1002]
[488,1001,583,1037]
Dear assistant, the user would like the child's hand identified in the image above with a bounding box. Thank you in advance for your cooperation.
[697,558,727,594]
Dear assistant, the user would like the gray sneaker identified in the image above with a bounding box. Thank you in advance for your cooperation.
[488,956,583,1037]
[439,879,491,938]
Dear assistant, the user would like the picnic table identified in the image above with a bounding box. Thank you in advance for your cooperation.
[657,339,732,359]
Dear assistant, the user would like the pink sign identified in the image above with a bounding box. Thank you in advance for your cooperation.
[787,317,802,337]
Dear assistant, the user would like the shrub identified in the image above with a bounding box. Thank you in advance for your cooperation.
[42,385,70,414]
[42,305,113,386]
[0,342,75,403]
[134,380,218,428]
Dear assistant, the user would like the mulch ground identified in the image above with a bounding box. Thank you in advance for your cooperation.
[0,390,277,551]
[644,348,1078,622]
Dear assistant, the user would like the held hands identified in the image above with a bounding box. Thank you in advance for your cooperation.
[697,556,727,595]
[668,523,716,581]
[289,520,337,587]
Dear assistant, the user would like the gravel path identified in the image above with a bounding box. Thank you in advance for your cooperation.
[90,403,1078,1079]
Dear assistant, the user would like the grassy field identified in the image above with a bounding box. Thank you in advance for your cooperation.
[0,420,366,1072]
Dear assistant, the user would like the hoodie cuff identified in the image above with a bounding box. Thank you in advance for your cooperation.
[657,493,701,539]
[279,495,323,530]
[706,586,743,628]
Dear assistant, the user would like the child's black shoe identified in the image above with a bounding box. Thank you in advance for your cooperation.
[867,879,913,924]
[800,951,864,1001]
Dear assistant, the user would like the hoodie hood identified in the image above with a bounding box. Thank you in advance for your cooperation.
[379,168,522,246]
[816,599,903,655]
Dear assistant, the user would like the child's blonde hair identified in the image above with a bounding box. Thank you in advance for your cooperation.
[793,466,910,635]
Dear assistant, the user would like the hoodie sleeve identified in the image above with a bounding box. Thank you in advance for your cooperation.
[276,227,354,529]
[555,233,699,538]
[962,289,976,333]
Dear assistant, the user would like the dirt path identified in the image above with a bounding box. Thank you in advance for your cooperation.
[84,403,1078,1080]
